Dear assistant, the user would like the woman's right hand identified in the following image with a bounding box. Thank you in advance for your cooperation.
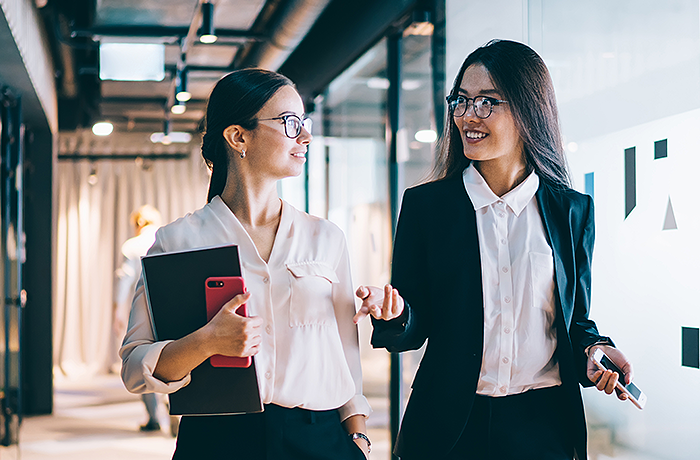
[353,284,404,323]
[205,292,263,358]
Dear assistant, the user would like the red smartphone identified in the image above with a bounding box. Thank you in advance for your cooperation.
[204,276,252,368]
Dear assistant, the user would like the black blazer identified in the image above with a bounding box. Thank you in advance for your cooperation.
[372,174,610,460]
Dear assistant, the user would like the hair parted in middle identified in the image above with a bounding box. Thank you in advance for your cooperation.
[432,39,570,189]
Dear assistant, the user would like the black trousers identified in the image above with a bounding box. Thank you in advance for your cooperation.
[172,404,365,460]
[442,386,575,460]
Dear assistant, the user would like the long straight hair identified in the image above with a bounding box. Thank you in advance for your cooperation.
[201,69,294,202]
[432,39,571,189]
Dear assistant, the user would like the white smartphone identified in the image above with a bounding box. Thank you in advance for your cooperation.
[592,348,647,410]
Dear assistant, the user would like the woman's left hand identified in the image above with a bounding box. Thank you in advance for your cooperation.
[586,344,634,401]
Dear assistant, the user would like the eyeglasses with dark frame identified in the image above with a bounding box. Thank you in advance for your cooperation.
[257,114,313,139]
[446,95,509,119]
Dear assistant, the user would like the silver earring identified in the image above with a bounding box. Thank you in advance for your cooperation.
[240,149,246,159]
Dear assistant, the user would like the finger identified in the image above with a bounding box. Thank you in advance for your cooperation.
[391,289,400,318]
[353,306,369,324]
[596,370,612,391]
[621,362,634,384]
[381,284,393,319]
[605,372,619,395]
[355,286,368,300]
[224,292,252,310]
[247,316,264,327]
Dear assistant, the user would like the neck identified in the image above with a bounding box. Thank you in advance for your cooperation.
[473,157,530,197]
[219,171,282,228]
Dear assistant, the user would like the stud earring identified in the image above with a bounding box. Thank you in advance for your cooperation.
[240,149,246,159]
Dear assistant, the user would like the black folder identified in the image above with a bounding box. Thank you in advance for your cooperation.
[141,244,262,415]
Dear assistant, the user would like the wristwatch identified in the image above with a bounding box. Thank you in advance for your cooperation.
[349,432,371,453]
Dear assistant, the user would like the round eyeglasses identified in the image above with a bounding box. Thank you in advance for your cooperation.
[257,114,313,138]
[446,95,508,119]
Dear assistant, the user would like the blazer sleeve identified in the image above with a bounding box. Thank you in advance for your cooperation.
[568,195,613,386]
[371,187,432,352]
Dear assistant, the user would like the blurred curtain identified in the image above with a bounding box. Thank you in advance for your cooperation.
[55,150,210,378]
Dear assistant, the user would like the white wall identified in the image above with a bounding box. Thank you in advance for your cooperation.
[447,1,700,458]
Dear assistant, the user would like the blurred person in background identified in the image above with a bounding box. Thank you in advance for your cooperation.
[114,205,178,435]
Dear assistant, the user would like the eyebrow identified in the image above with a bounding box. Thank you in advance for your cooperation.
[277,110,305,117]
[456,88,501,97]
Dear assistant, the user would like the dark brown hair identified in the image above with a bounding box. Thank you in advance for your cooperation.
[201,68,294,201]
[432,39,570,189]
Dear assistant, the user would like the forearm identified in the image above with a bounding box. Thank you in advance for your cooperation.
[342,414,369,456]
[153,326,213,382]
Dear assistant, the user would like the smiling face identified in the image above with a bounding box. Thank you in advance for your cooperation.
[242,85,312,180]
[454,64,524,168]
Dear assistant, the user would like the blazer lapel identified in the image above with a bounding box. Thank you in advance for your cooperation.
[536,183,572,330]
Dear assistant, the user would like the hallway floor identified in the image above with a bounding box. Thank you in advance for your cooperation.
[0,374,390,459]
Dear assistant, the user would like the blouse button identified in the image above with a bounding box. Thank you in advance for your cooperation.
[265,325,272,335]
[265,372,271,379]
[503,357,509,364]
[504,296,511,303]
[500,386,507,393]
[263,277,269,284]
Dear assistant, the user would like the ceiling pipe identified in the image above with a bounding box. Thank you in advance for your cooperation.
[238,0,331,71]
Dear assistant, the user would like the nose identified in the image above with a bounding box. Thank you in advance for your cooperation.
[297,127,312,145]
[462,100,478,119]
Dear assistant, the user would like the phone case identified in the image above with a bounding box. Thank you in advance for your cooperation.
[205,276,252,368]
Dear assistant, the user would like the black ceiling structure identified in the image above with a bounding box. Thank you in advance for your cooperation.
[31,0,430,159]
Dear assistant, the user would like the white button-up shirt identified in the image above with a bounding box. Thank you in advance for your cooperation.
[120,196,371,420]
[462,165,561,396]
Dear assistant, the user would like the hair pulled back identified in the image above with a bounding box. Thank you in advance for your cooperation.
[433,39,570,189]
[201,68,294,201]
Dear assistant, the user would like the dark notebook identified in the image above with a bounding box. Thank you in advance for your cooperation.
[141,244,262,416]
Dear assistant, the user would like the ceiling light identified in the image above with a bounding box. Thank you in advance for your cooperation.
[367,77,390,89]
[175,70,191,102]
[171,102,186,115]
[415,129,437,143]
[92,122,113,136]
[402,79,422,91]
[99,43,165,81]
[150,132,192,144]
[200,3,218,44]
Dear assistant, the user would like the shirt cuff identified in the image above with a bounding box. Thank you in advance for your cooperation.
[337,394,373,422]
[141,341,192,393]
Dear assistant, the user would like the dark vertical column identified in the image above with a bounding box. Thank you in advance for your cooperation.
[21,126,54,416]
[431,0,446,140]
[624,147,636,218]
[681,327,699,368]
[387,31,403,459]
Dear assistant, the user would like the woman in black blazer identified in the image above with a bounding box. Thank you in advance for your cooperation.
[354,40,635,460]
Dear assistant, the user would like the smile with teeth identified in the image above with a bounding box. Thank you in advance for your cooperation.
[292,152,306,158]
[465,131,487,139]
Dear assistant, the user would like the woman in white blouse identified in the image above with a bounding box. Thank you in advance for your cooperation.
[354,40,635,460]
[120,69,371,459]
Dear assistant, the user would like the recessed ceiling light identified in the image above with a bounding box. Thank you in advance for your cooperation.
[92,122,113,136]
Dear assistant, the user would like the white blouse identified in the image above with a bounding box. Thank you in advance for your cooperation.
[120,196,371,421]
[463,165,561,397]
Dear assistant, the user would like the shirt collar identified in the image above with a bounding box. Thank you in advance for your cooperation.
[462,164,539,217]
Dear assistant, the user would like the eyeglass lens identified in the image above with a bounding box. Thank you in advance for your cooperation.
[284,116,313,138]
[450,96,494,119]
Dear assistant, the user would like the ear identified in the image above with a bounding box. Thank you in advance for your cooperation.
[222,124,248,153]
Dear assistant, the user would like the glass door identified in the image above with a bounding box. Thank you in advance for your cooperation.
[0,92,24,446]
